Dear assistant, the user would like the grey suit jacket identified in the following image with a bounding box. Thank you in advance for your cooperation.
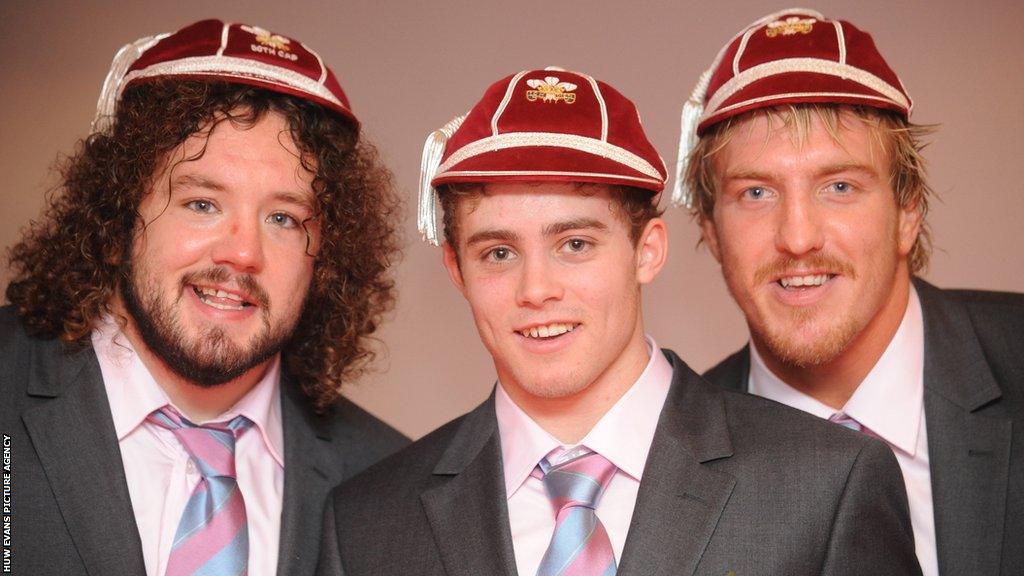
[703,278,1024,575]
[318,349,921,576]
[0,306,408,576]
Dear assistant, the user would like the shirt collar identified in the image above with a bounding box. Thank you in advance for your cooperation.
[92,315,285,466]
[495,335,674,498]
[749,286,924,456]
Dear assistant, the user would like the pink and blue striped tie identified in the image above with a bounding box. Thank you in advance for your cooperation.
[148,407,253,576]
[535,448,618,576]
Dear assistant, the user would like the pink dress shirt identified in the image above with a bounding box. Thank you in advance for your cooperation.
[92,318,285,576]
[496,336,674,576]
[748,287,938,576]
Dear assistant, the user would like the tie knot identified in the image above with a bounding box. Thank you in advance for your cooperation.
[539,449,617,512]
[147,406,252,478]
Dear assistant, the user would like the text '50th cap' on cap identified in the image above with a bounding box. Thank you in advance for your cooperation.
[417,67,667,245]
[671,8,913,209]
[92,19,357,132]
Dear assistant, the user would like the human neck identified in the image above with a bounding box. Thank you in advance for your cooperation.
[502,330,651,444]
[759,273,912,410]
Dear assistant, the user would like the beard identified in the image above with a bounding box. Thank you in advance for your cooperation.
[121,264,304,387]
[754,305,862,368]
[733,252,862,369]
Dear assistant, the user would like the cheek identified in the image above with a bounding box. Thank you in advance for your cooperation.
[463,278,510,326]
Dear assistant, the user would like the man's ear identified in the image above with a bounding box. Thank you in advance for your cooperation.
[635,217,669,285]
[897,199,924,258]
[700,216,723,263]
[442,243,466,293]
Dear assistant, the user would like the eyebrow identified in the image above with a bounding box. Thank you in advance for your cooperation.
[464,217,610,247]
[542,218,609,237]
[723,162,880,183]
[171,174,226,192]
[170,174,316,212]
[465,229,520,247]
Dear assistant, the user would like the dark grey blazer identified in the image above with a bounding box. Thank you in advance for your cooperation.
[703,278,1024,575]
[318,349,921,576]
[0,306,408,576]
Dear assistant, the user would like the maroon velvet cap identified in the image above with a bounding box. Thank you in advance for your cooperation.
[94,19,357,129]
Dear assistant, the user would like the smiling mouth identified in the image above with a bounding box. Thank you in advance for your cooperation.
[192,285,255,311]
[777,274,835,290]
[517,322,579,339]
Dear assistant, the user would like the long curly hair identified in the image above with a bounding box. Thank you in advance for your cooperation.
[6,80,401,412]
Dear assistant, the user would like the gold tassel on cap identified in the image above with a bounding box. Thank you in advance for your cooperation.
[91,32,170,133]
[418,113,466,246]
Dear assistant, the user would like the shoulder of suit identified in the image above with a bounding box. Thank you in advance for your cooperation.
[718,381,880,459]
[941,286,1024,317]
[701,348,748,390]
[0,305,71,394]
[330,411,469,499]
[0,304,30,349]
[320,396,409,447]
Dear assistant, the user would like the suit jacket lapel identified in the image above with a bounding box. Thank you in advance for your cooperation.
[21,343,146,576]
[916,279,1010,575]
[420,395,518,576]
[276,378,340,576]
[618,351,736,576]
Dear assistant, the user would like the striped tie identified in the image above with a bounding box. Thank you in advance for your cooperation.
[148,407,253,576]
[535,448,617,576]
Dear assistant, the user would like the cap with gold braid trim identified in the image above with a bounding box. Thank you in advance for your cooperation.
[671,8,913,209]
[92,19,357,132]
[418,67,667,245]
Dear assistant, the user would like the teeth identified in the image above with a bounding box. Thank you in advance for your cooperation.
[780,274,830,288]
[203,300,244,311]
[194,285,247,309]
[520,323,576,339]
[197,286,244,302]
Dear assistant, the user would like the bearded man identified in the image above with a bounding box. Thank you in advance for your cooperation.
[674,8,1024,576]
[1,19,406,576]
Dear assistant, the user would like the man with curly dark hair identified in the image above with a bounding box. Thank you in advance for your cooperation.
[0,19,406,576]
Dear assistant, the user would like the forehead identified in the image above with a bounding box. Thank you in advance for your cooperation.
[156,110,314,196]
[713,109,888,176]
[455,182,621,227]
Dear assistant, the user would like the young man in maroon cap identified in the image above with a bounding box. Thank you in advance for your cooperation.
[318,67,920,575]
[676,8,1024,576]
[0,20,406,576]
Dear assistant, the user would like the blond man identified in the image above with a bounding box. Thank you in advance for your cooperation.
[675,8,1024,576]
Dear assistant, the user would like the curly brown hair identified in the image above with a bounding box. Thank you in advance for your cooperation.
[6,80,401,412]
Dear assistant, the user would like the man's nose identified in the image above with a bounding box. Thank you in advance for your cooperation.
[211,217,265,273]
[774,194,825,257]
[515,255,563,308]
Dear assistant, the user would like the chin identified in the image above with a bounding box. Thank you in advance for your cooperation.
[513,370,589,400]
[759,317,861,368]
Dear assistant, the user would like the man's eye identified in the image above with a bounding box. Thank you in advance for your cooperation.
[743,187,769,200]
[186,199,217,213]
[267,212,299,229]
[564,238,591,252]
[828,181,854,194]
[489,247,511,261]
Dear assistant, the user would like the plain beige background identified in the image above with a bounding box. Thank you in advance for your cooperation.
[2,1,1022,439]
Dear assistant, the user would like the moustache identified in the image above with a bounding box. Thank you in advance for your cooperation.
[181,267,271,310]
[753,254,856,286]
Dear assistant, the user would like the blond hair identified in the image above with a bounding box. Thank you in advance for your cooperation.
[686,104,935,273]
